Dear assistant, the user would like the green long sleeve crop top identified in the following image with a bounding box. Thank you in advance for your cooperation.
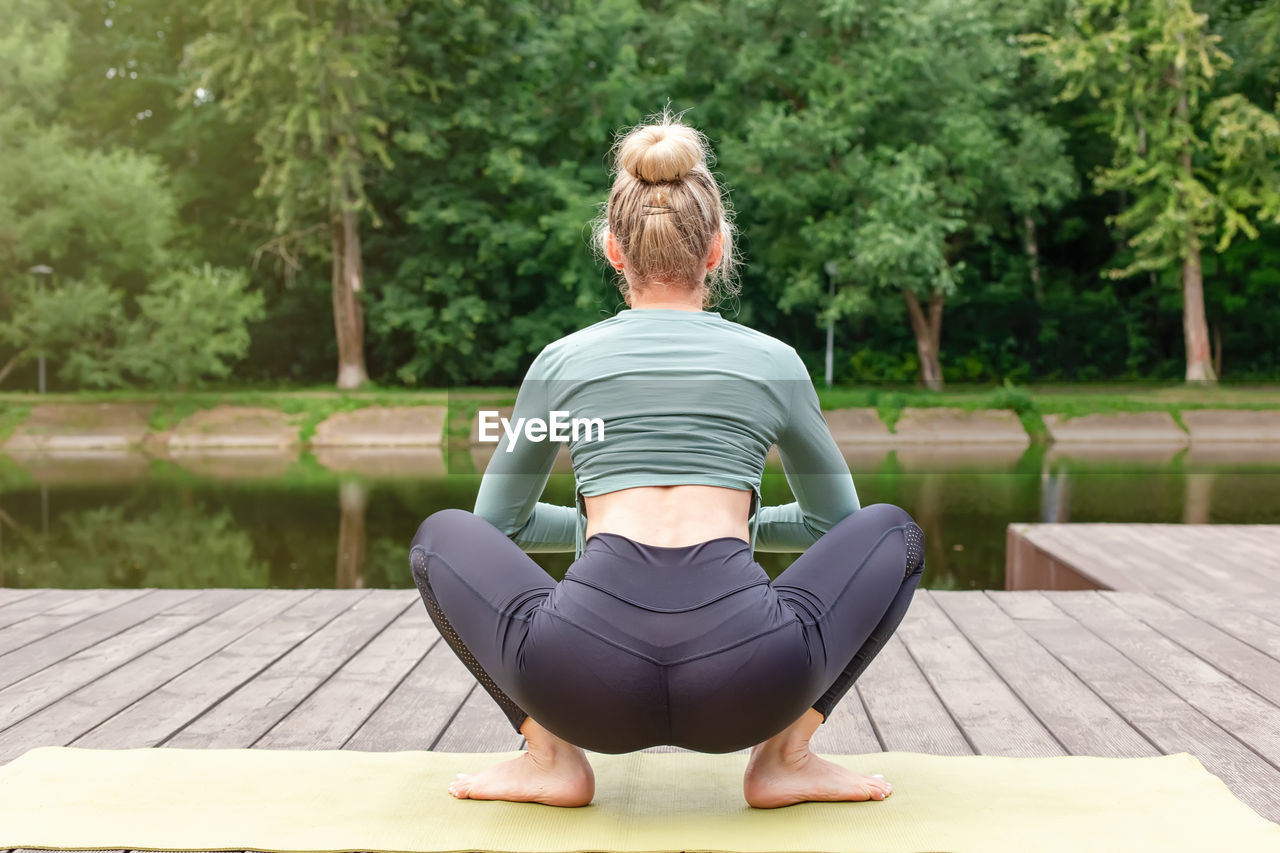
[471,308,860,556]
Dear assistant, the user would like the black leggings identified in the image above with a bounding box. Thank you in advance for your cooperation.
[409,503,925,754]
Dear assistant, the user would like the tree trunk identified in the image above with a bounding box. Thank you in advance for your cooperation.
[1176,89,1216,384]
[1022,213,1043,302]
[1181,235,1216,382]
[1023,213,1044,375]
[331,205,369,389]
[903,289,944,390]
[1212,322,1222,378]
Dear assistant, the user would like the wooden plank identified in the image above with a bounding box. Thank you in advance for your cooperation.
[257,599,429,749]
[1025,525,1207,596]
[344,636,477,752]
[0,590,99,631]
[0,590,248,738]
[894,591,1064,757]
[1173,526,1280,595]
[165,590,407,748]
[933,591,1157,757]
[1018,524,1280,625]
[1047,591,1280,768]
[0,591,297,762]
[1158,587,1280,660]
[1106,591,1280,706]
[0,587,45,607]
[1019,526,1141,591]
[810,684,881,755]
[0,590,200,692]
[0,590,152,656]
[1132,526,1277,600]
[849,633,972,755]
[1005,527,1100,591]
[74,590,359,750]
[990,591,1280,821]
[432,685,524,752]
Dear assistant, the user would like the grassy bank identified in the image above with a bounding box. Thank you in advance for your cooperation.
[815,382,1280,439]
[2,382,1278,445]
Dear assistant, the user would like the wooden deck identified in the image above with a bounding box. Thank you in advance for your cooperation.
[1008,523,1280,598]
[0,576,1278,825]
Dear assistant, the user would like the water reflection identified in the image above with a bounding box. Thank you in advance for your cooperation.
[0,445,1278,591]
[336,480,367,589]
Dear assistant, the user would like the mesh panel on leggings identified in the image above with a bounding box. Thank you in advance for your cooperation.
[903,524,925,577]
[409,547,527,730]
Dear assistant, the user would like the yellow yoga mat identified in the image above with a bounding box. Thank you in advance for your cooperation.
[0,747,1276,853]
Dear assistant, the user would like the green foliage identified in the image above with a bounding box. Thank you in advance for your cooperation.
[0,279,128,388]
[1,0,1278,391]
[987,379,1037,416]
[0,266,265,389]
[0,0,177,290]
[119,265,266,388]
[1022,0,1280,277]
[185,0,412,238]
[718,0,1076,371]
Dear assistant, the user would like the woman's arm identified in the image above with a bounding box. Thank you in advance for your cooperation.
[753,354,860,552]
[471,354,578,552]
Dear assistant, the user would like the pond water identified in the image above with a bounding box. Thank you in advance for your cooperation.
[1,445,1278,591]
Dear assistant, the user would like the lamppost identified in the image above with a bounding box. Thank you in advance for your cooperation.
[28,265,53,393]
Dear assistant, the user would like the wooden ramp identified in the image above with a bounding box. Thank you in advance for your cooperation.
[1007,523,1280,600]
[0,581,1277,827]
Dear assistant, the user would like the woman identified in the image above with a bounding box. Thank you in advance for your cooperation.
[409,109,925,809]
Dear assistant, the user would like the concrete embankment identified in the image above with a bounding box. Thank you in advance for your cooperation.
[3,402,1279,461]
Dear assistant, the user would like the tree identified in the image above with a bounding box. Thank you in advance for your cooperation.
[713,0,1074,389]
[370,0,675,385]
[1024,0,1280,382]
[185,0,414,388]
[0,1,178,288]
[117,265,266,388]
[0,265,265,389]
[0,0,264,390]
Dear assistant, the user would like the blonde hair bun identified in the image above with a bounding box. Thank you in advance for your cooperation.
[616,122,707,183]
[591,105,740,307]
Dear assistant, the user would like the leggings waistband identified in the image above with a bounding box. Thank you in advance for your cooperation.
[566,532,768,613]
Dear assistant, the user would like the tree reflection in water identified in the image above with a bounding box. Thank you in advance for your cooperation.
[336,480,367,589]
[1,447,1279,589]
[1,503,270,588]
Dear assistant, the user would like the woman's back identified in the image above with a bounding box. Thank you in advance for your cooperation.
[541,305,797,546]
[474,305,861,555]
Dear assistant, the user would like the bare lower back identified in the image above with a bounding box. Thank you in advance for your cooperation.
[583,484,753,547]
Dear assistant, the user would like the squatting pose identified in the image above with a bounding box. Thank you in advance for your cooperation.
[409,109,925,809]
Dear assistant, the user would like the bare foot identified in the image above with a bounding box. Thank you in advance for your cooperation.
[447,717,594,807]
[743,708,893,809]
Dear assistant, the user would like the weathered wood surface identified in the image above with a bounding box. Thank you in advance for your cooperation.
[999,523,1280,824]
[1008,523,1280,600]
[0,585,1276,823]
